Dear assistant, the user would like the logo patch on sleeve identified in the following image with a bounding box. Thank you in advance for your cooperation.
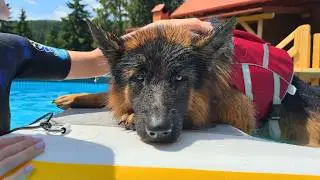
[28,40,69,60]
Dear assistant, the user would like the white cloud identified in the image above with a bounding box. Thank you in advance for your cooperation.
[10,7,24,20]
[10,1,99,21]
[51,6,70,20]
[85,0,102,10]
[24,0,37,5]
[25,6,70,20]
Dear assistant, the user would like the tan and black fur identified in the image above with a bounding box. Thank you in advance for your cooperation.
[54,18,320,146]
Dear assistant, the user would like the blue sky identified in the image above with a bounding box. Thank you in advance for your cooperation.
[6,0,100,20]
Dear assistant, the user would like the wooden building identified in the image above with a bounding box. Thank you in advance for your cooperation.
[152,0,320,46]
[124,1,320,83]
[150,0,320,83]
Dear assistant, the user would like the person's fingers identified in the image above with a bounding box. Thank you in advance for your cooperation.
[124,18,213,39]
[3,164,33,180]
[0,141,45,176]
[0,137,42,162]
[166,18,213,35]
[155,18,212,30]
[186,20,213,33]
[0,136,26,149]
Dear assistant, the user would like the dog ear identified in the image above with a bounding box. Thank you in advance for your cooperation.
[194,17,236,60]
[86,20,124,65]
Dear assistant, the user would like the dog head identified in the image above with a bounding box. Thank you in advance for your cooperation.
[87,18,236,143]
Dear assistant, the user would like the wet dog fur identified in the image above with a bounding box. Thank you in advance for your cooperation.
[54,18,320,146]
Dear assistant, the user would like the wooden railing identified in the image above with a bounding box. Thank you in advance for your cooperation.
[313,34,320,69]
[236,13,275,38]
[311,34,320,85]
[276,24,320,85]
[276,24,311,70]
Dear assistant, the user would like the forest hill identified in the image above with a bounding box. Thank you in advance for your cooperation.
[0,0,183,51]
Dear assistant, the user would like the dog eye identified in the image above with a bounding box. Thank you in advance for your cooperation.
[175,75,183,81]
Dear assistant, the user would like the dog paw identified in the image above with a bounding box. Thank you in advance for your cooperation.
[52,93,88,110]
[118,113,135,130]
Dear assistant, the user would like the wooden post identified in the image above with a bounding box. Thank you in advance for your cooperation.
[311,34,320,85]
[236,13,275,38]
[237,13,275,22]
[313,34,320,69]
[237,20,256,35]
[257,20,263,38]
[276,31,295,49]
[276,24,316,83]
[293,25,311,70]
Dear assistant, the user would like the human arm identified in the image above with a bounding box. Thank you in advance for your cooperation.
[65,48,109,79]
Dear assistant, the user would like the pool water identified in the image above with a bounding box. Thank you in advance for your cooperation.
[9,80,108,129]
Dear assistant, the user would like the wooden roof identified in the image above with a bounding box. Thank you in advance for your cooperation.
[171,0,272,18]
[170,0,317,18]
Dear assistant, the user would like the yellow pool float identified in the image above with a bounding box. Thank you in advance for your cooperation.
[6,109,320,180]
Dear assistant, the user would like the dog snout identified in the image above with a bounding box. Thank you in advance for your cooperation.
[146,128,172,139]
[145,108,178,139]
[147,116,171,131]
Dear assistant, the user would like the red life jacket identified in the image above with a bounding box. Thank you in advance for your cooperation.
[230,30,295,121]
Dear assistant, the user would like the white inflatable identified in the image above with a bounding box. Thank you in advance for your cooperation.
[7,109,320,180]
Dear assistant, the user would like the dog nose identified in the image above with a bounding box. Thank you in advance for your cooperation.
[145,109,177,139]
[146,128,172,139]
[147,119,172,132]
[146,121,171,139]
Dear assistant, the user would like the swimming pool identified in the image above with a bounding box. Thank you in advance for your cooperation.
[10,80,108,129]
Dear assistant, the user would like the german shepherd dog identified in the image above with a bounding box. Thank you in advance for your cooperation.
[54,18,320,147]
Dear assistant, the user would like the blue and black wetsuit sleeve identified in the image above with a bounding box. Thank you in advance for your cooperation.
[15,36,71,80]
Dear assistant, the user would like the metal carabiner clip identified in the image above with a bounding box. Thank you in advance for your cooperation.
[40,119,71,135]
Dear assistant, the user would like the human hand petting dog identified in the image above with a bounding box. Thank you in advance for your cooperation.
[0,136,45,179]
[125,18,213,37]
[89,18,213,66]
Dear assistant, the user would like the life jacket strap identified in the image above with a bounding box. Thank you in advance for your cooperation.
[268,73,282,140]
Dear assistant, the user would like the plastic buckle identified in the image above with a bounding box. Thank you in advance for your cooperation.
[268,104,281,140]
[270,104,281,120]
[287,84,297,95]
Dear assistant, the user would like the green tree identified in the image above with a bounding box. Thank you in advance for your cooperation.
[0,3,12,33]
[127,0,184,28]
[95,0,129,35]
[162,0,184,12]
[61,0,93,51]
[93,6,114,33]
[94,0,183,34]
[45,26,62,47]
[29,20,63,44]
[14,9,33,39]
[126,0,154,27]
